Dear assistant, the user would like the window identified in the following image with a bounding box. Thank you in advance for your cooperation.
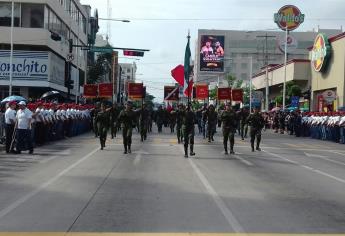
[241,73,247,80]
[0,2,20,27]
[127,76,130,80]
[241,63,247,69]
[21,4,44,28]
[127,68,131,73]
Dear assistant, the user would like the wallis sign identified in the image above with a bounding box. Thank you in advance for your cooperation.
[274,5,304,31]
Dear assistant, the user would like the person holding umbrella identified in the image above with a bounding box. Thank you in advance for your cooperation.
[5,101,17,153]
[15,101,34,154]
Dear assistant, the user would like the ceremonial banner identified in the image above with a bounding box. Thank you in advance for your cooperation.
[98,83,113,97]
[217,87,231,100]
[195,84,209,100]
[83,84,98,98]
[128,82,144,99]
[232,89,243,102]
[164,86,179,101]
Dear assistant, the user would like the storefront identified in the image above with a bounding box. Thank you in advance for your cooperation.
[310,32,345,111]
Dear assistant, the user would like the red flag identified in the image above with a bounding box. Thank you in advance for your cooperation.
[171,65,185,87]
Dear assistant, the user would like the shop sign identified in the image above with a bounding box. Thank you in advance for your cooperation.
[0,50,49,80]
[322,90,336,104]
[311,34,331,72]
[274,5,305,31]
[277,35,298,53]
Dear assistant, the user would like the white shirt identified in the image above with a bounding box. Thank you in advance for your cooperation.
[16,108,33,129]
[35,108,44,123]
[5,108,16,125]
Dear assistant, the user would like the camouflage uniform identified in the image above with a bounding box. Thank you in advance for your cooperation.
[95,108,110,150]
[118,107,137,154]
[206,106,217,142]
[246,111,265,152]
[221,108,238,154]
[174,106,185,143]
[139,106,149,142]
[110,105,120,139]
[182,108,196,157]
[239,108,250,140]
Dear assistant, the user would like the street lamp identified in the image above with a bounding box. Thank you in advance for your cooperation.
[98,18,131,23]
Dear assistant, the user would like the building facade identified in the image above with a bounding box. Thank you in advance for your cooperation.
[0,0,97,100]
[310,32,345,111]
[195,29,341,87]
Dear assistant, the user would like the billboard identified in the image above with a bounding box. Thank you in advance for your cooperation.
[199,35,225,72]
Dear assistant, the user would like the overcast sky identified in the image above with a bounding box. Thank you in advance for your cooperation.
[80,0,345,101]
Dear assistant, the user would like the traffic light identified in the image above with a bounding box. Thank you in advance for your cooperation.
[51,32,61,41]
[123,50,144,57]
[65,79,74,89]
[69,39,73,53]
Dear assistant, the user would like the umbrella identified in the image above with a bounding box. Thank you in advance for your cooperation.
[40,91,62,100]
[287,106,298,111]
[1,95,27,104]
[270,107,281,112]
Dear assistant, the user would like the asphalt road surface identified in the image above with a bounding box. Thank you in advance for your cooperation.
[1,127,345,233]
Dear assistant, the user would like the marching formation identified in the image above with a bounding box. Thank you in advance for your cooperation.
[91,101,264,158]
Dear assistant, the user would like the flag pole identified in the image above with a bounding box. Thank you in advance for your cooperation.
[187,30,191,109]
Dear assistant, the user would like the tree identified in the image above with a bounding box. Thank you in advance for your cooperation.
[225,74,237,88]
[275,95,283,105]
[87,45,114,84]
[209,88,217,100]
[288,85,302,97]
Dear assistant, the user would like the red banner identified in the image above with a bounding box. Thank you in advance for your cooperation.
[164,86,179,101]
[217,88,231,100]
[128,83,144,99]
[98,83,113,97]
[232,89,243,102]
[83,84,98,98]
[195,84,209,100]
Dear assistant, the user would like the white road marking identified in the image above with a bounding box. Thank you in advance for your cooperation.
[179,146,245,233]
[263,150,345,185]
[304,152,345,166]
[133,153,142,165]
[0,146,100,219]
[233,155,254,166]
[330,150,345,157]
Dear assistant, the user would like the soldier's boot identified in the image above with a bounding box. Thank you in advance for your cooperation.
[208,135,211,142]
[251,142,255,152]
[211,135,214,141]
[141,135,144,142]
[184,144,188,158]
[190,145,195,156]
[123,144,127,154]
[178,137,181,144]
[230,141,235,154]
[224,145,228,155]
[128,144,132,153]
[256,136,261,151]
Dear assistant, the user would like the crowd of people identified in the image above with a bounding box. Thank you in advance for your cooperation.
[267,110,345,144]
[2,101,93,154]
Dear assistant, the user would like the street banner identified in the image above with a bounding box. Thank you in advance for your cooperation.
[251,91,263,107]
[98,83,113,97]
[199,35,225,72]
[217,87,231,100]
[195,84,209,100]
[232,89,243,102]
[164,86,179,101]
[128,82,144,100]
[83,84,98,98]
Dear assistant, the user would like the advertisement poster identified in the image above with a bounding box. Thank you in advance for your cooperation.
[128,82,144,99]
[164,86,179,101]
[199,35,225,72]
[195,84,209,100]
[98,83,113,97]
[83,84,98,98]
[217,88,231,100]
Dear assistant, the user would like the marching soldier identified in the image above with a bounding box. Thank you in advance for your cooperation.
[92,102,101,137]
[206,104,217,142]
[221,103,237,155]
[246,107,265,152]
[118,101,137,154]
[139,103,149,142]
[173,104,185,144]
[182,104,196,158]
[239,107,250,140]
[95,103,110,150]
[169,109,177,133]
[110,103,120,139]
[156,106,164,133]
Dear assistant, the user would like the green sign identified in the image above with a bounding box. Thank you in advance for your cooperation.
[89,47,113,53]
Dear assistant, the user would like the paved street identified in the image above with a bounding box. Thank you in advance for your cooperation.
[0,128,345,233]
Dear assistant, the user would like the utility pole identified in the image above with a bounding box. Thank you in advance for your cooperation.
[256,33,276,111]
